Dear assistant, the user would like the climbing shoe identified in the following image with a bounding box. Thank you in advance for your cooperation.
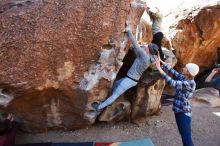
[91,101,102,113]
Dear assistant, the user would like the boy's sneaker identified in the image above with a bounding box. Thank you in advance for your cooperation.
[91,102,102,113]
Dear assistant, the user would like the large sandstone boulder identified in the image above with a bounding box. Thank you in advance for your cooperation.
[171,5,220,71]
[0,0,146,132]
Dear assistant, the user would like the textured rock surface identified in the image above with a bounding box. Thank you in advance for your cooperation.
[191,87,220,107]
[137,19,152,43]
[99,99,131,123]
[0,0,151,132]
[171,5,220,71]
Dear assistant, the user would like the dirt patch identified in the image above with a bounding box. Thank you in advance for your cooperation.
[16,103,220,146]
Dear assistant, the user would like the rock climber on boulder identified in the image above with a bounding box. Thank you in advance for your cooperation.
[92,25,159,114]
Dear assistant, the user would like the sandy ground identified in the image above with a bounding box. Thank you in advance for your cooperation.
[15,100,220,146]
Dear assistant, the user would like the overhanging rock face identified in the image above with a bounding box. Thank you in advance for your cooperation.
[0,0,147,132]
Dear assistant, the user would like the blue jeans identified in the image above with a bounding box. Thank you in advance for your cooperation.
[98,77,137,109]
[175,113,194,146]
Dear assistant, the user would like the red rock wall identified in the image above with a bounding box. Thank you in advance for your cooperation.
[172,5,220,71]
[0,0,145,132]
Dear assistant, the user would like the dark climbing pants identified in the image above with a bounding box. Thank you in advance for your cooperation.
[175,113,194,146]
[152,32,164,60]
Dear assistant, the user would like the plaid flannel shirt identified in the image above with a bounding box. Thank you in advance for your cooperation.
[161,64,196,117]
